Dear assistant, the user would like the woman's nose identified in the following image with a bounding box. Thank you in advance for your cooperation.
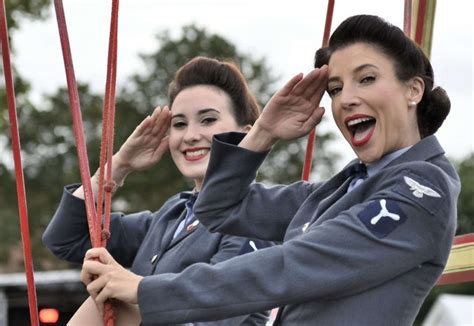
[339,86,360,110]
[183,124,202,143]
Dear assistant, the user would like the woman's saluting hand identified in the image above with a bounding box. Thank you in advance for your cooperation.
[240,66,328,152]
[113,106,172,174]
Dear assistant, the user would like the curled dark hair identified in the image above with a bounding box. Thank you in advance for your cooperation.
[168,56,260,126]
[314,15,450,138]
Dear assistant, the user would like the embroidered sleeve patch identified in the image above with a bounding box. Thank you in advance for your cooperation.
[393,171,444,215]
[357,199,407,238]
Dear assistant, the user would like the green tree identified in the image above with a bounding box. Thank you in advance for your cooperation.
[455,153,474,234]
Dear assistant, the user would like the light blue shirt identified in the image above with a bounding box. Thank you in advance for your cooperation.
[173,196,197,238]
[348,146,412,192]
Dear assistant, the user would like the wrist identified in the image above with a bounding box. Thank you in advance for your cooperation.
[239,121,277,152]
[111,154,133,183]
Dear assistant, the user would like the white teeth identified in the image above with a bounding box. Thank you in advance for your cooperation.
[347,117,373,127]
[186,149,207,157]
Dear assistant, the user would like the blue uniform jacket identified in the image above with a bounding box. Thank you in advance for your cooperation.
[42,186,270,325]
[134,132,460,325]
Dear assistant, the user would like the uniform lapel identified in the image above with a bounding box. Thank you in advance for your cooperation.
[311,161,363,220]
[149,207,186,265]
[313,177,353,219]
[167,215,199,250]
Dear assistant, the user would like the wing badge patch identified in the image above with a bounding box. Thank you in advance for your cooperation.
[404,176,441,199]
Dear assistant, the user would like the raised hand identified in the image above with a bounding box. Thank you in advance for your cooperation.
[81,247,143,314]
[113,106,172,174]
[240,66,328,152]
[72,106,171,200]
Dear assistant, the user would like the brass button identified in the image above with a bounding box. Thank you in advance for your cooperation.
[186,220,200,232]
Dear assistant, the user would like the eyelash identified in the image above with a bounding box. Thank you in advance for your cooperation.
[361,75,375,83]
[201,117,217,125]
[328,87,342,97]
[172,121,187,129]
[328,75,376,97]
[171,116,218,129]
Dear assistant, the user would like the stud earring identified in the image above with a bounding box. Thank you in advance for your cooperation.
[408,101,417,107]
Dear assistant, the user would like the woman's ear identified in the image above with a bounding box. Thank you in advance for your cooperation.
[241,124,252,133]
[406,76,425,105]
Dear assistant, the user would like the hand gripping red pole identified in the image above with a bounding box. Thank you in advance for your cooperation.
[0,1,39,325]
[54,1,118,324]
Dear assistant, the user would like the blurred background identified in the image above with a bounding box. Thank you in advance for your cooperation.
[1,0,473,325]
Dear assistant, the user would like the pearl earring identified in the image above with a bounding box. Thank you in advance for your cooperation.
[408,101,417,107]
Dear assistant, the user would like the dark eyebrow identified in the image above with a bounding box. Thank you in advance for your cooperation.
[171,108,220,119]
[328,64,379,84]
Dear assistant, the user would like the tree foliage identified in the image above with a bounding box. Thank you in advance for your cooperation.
[455,153,474,234]
[4,0,50,34]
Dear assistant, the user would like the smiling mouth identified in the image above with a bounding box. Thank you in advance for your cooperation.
[346,116,376,146]
[184,148,209,161]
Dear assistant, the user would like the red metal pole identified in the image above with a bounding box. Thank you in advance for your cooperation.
[301,0,334,181]
[0,1,39,325]
[97,2,120,324]
[414,0,427,45]
[53,0,101,248]
[404,0,412,36]
[98,0,119,248]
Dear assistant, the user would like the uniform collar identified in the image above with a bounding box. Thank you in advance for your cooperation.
[343,135,444,177]
[366,146,412,177]
[179,191,199,201]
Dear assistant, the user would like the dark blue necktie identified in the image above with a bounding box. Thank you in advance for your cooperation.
[346,163,368,192]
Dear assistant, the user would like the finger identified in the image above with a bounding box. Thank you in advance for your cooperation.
[86,276,107,299]
[294,66,328,98]
[93,298,105,317]
[303,65,329,100]
[150,106,163,121]
[277,73,304,97]
[84,247,105,262]
[81,260,108,284]
[131,115,152,138]
[156,136,170,154]
[151,106,171,138]
[309,71,328,107]
[84,247,115,264]
[292,69,319,97]
[310,83,327,108]
[95,284,112,307]
[302,106,325,131]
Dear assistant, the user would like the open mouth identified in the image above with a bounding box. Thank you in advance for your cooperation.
[346,116,376,146]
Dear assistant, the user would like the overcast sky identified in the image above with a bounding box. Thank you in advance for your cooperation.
[12,0,473,169]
